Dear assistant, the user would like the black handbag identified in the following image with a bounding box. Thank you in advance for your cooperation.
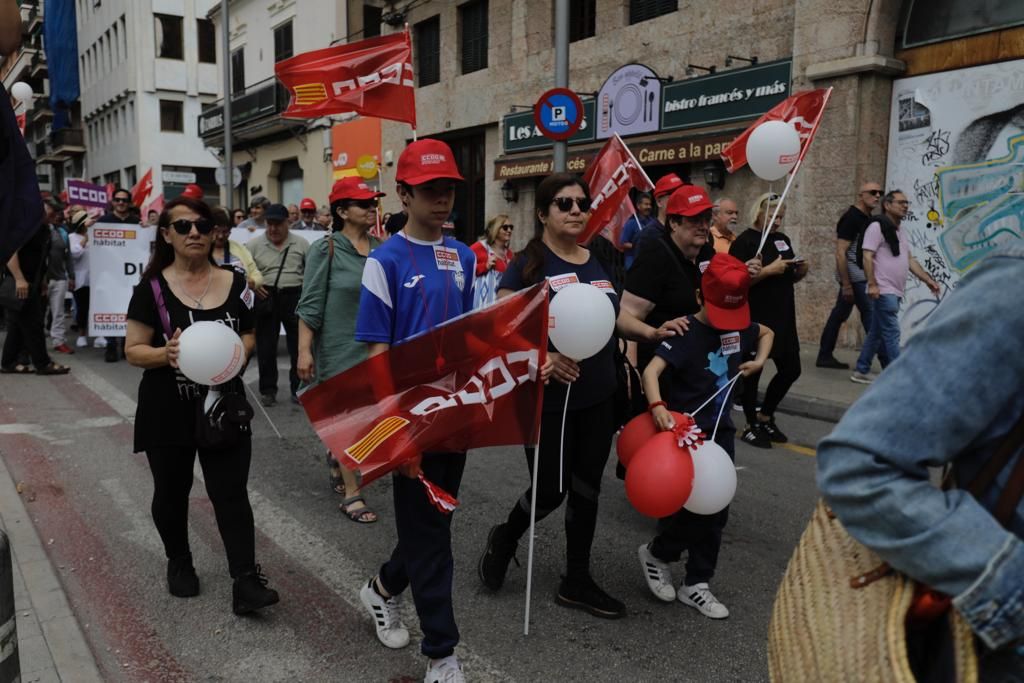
[0,270,21,311]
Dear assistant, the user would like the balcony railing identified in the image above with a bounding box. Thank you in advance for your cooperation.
[52,127,84,152]
[198,77,292,138]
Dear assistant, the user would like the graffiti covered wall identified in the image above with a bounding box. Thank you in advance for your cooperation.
[886,59,1024,336]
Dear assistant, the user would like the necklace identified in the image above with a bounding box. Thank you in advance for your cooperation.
[172,265,214,309]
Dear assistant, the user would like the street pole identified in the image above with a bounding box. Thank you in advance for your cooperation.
[553,0,569,172]
[221,0,233,207]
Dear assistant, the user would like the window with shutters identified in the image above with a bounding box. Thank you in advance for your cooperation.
[274,21,293,62]
[231,49,245,95]
[197,19,216,64]
[459,0,488,74]
[569,0,597,42]
[363,5,382,38]
[415,16,441,86]
[629,0,678,24]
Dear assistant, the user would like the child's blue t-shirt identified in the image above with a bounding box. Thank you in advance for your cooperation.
[655,316,759,435]
[356,232,476,345]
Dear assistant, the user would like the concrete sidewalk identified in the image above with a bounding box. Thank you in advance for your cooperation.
[762,343,874,424]
[0,456,103,683]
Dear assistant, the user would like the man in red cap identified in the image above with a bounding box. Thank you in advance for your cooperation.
[354,139,475,683]
[181,183,204,200]
[293,197,321,230]
[638,253,774,620]
[633,172,685,251]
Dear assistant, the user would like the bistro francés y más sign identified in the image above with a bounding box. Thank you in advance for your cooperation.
[500,59,791,155]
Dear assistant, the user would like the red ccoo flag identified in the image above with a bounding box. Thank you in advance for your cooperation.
[721,88,832,173]
[275,31,416,127]
[299,283,549,488]
[130,168,154,208]
[579,134,654,247]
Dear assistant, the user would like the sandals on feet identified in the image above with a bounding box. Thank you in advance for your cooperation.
[329,463,346,495]
[0,363,33,374]
[340,495,377,524]
[35,363,70,375]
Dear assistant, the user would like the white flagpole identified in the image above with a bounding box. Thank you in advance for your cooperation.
[523,439,541,636]
[756,167,801,256]
[613,132,655,189]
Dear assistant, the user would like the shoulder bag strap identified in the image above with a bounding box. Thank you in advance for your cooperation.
[270,244,291,290]
[324,235,335,294]
[149,277,173,341]
[965,412,1024,528]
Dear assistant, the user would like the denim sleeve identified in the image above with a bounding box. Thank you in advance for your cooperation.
[817,250,1024,650]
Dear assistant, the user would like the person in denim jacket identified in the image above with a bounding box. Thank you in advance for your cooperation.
[817,246,1024,680]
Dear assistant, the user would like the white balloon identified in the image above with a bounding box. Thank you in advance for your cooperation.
[548,282,615,361]
[683,440,737,515]
[10,82,33,107]
[177,321,246,386]
[745,120,801,181]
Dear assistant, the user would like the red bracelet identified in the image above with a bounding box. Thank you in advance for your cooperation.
[648,401,667,413]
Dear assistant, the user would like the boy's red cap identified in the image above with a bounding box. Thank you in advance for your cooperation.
[396,139,464,185]
[702,253,751,330]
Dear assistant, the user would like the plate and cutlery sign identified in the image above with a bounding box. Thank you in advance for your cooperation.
[596,63,663,140]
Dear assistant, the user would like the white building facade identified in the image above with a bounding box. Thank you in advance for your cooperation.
[78,0,222,202]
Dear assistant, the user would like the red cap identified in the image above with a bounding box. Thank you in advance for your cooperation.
[666,185,714,217]
[396,139,464,185]
[181,184,204,199]
[299,197,317,211]
[701,253,751,330]
[653,173,684,198]
[329,177,385,203]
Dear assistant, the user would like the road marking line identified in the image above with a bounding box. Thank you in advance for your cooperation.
[71,361,513,682]
[779,442,817,457]
[99,478,165,557]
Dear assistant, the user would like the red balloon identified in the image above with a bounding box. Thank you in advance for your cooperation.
[625,432,695,518]
[617,411,689,467]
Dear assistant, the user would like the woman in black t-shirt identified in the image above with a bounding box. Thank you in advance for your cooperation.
[478,173,658,619]
[729,193,809,449]
[125,197,278,616]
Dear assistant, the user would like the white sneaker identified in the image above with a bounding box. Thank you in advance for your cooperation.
[678,583,730,619]
[359,578,410,649]
[75,336,88,348]
[849,371,875,384]
[637,544,675,602]
[425,655,465,683]
[93,337,107,348]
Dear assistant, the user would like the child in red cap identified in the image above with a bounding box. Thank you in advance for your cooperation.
[637,253,773,620]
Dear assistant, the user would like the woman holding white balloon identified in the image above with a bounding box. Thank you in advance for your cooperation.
[479,172,658,619]
[125,197,279,616]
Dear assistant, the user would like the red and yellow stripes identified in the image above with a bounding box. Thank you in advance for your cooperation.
[344,416,409,464]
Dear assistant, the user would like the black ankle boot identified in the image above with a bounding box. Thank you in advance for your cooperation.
[478,523,519,591]
[232,565,279,615]
[167,554,199,598]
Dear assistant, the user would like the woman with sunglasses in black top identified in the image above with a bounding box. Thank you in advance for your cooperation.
[125,197,279,615]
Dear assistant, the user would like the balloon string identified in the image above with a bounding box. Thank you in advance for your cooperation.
[711,374,742,442]
[559,381,572,493]
[691,372,742,418]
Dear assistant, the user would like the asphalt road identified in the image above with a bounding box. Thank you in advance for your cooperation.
[0,338,834,682]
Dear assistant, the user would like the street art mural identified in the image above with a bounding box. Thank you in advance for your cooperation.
[886,59,1024,336]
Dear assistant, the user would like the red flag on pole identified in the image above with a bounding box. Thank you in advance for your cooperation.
[130,169,153,208]
[579,134,654,246]
[275,31,416,126]
[720,88,833,173]
[300,283,549,487]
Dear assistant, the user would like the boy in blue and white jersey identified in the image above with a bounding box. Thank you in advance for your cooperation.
[355,139,475,683]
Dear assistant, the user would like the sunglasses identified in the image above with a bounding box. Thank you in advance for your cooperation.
[348,199,377,210]
[169,218,215,235]
[863,189,883,197]
[112,197,130,203]
[551,197,592,213]
[500,224,514,231]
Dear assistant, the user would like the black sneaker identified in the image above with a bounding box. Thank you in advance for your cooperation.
[555,574,626,619]
[232,565,280,615]
[167,554,200,598]
[815,355,849,369]
[104,343,119,363]
[478,524,519,591]
[260,393,276,407]
[740,423,772,449]
[759,417,788,443]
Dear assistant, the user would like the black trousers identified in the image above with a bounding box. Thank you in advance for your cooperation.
[649,430,735,585]
[145,440,256,578]
[73,286,89,332]
[254,286,301,397]
[505,398,615,578]
[378,452,466,659]
[1,292,50,369]
[742,330,801,424]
